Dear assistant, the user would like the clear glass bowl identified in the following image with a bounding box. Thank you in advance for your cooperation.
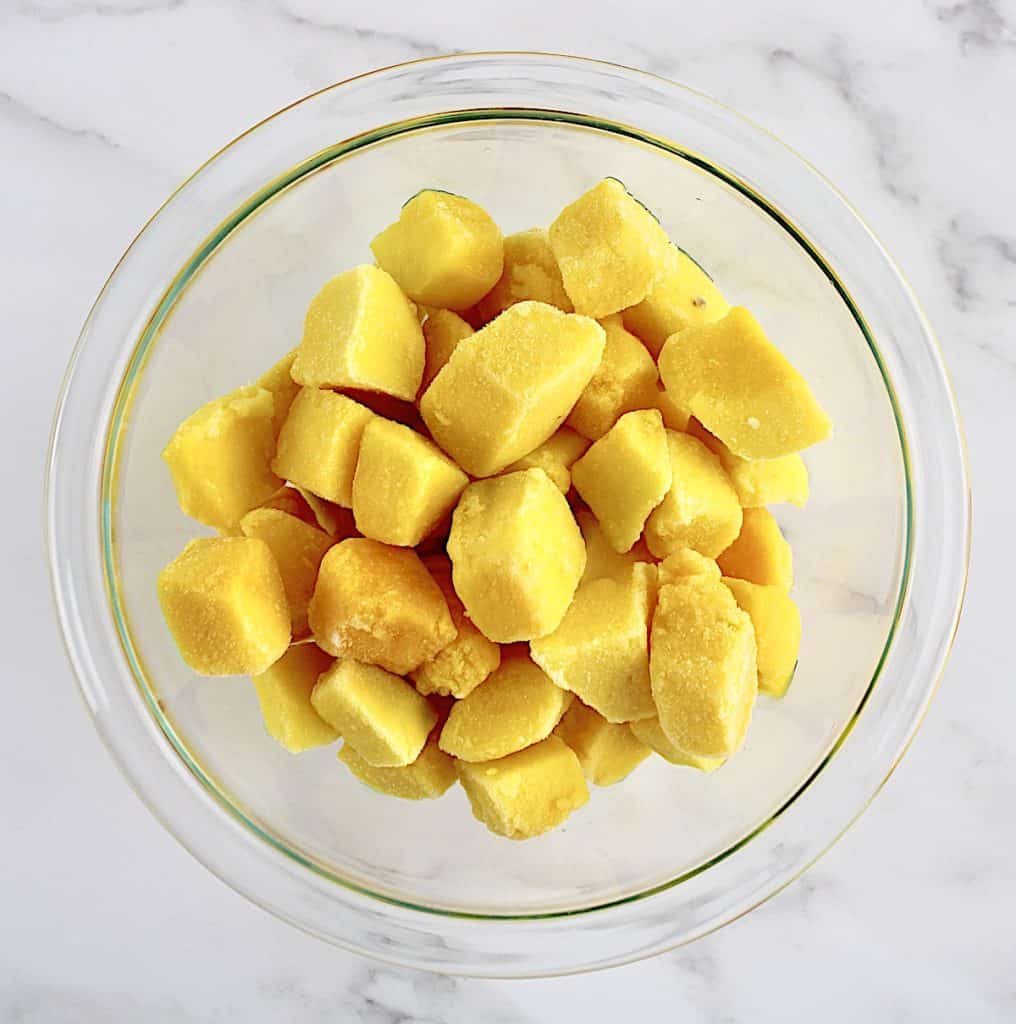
[47,54,969,977]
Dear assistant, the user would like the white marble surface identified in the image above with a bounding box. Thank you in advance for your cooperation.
[2,0,1013,1019]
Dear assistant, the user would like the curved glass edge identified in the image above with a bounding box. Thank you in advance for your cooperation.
[99,108,915,922]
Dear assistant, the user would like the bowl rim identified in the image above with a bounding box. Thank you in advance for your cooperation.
[46,51,970,976]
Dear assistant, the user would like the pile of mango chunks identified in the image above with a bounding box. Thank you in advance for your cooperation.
[157,179,831,840]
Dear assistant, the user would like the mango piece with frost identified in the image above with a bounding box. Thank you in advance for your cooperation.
[420,309,473,391]
[456,735,589,840]
[371,190,503,310]
[622,244,729,356]
[629,717,725,772]
[554,701,651,785]
[308,538,455,674]
[291,265,424,400]
[657,548,721,585]
[252,644,337,752]
[311,659,436,767]
[654,386,691,432]
[420,301,605,476]
[257,349,300,438]
[650,576,757,758]
[239,508,334,636]
[575,507,653,585]
[474,227,573,323]
[571,409,671,553]
[448,469,586,642]
[339,737,456,799]
[644,431,742,559]
[548,178,671,318]
[439,657,572,762]
[530,563,657,723]
[723,577,801,697]
[658,307,832,459]
[157,537,290,676]
[351,417,468,547]
[504,427,590,494]
[717,507,794,590]
[163,385,281,531]
[566,314,660,440]
[271,389,373,507]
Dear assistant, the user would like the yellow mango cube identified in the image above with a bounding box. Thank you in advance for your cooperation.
[658,307,832,459]
[339,737,456,800]
[473,227,573,323]
[622,244,730,356]
[239,507,333,637]
[655,386,691,432]
[421,308,473,392]
[657,548,721,585]
[503,427,590,494]
[456,735,589,840]
[257,349,300,438]
[292,265,424,400]
[271,388,373,507]
[420,301,605,476]
[447,469,586,642]
[351,418,468,547]
[548,178,671,318]
[629,717,725,772]
[157,537,290,676]
[717,507,794,590]
[311,659,436,768]
[370,190,503,310]
[162,385,282,531]
[575,507,653,585]
[252,644,337,752]
[644,431,743,559]
[650,577,757,758]
[554,701,651,786]
[308,538,455,674]
[530,563,657,723]
[571,409,672,553]
[293,487,357,538]
[411,564,501,699]
[258,485,318,525]
[439,657,572,762]
[566,314,660,440]
[722,577,802,697]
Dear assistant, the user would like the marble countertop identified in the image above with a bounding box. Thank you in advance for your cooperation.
[3,0,1013,1020]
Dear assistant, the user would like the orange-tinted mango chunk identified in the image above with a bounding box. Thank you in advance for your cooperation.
[474,227,573,323]
[554,701,651,785]
[339,737,456,799]
[717,507,794,590]
[723,577,801,697]
[252,644,337,752]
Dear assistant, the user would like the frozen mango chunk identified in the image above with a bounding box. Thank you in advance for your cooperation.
[530,563,657,723]
[571,409,672,553]
[644,431,742,559]
[717,507,794,590]
[722,577,801,697]
[622,244,730,356]
[629,717,725,772]
[259,485,318,525]
[576,507,653,584]
[655,386,691,432]
[371,190,503,310]
[658,307,832,459]
[503,427,590,494]
[650,576,757,759]
[163,385,282,531]
[566,315,660,440]
[257,349,300,438]
[440,657,571,762]
[421,308,473,392]
[311,659,436,768]
[252,644,337,752]
[554,701,651,785]
[291,265,424,400]
[548,178,671,318]
[352,418,468,547]
[293,487,357,538]
[157,537,290,676]
[239,507,333,637]
[339,737,456,800]
[271,389,373,507]
[657,548,721,585]
[456,735,589,840]
[474,228,573,323]
[308,538,455,674]
[411,563,501,699]
[447,469,586,642]
[420,301,605,476]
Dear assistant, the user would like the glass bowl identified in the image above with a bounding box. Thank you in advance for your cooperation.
[47,53,969,977]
